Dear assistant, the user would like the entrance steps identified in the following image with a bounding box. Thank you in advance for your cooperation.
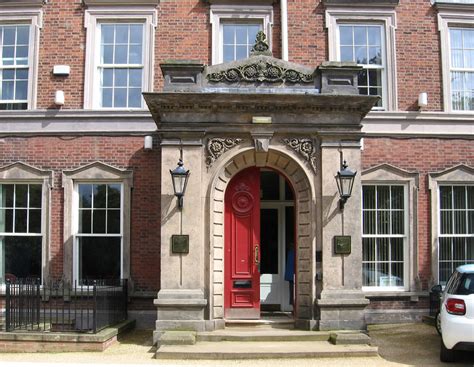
[155,321,378,360]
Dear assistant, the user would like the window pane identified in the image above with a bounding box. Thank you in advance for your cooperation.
[453,186,466,209]
[16,81,27,100]
[440,186,452,209]
[453,237,465,261]
[102,88,113,108]
[79,184,92,208]
[340,46,353,62]
[261,171,280,200]
[14,209,27,232]
[392,210,404,234]
[235,25,248,44]
[79,209,91,234]
[29,209,41,233]
[129,45,142,64]
[391,186,404,209]
[114,45,128,64]
[115,25,129,44]
[451,29,463,49]
[102,45,113,64]
[2,81,14,100]
[107,210,121,234]
[17,26,29,45]
[340,26,353,45]
[368,26,381,46]
[363,238,375,261]
[363,262,376,286]
[3,27,15,45]
[236,45,247,60]
[377,238,390,261]
[440,237,452,261]
[1,209,14,232]
[129,69,142,87]
[114,69,127,87]
[114,88,127,107]
[454,210,466,234]
[375,186,388,209]
[130,24,143,44]
[107,184,121,208]
[369,46,382,65]
[391,238,403,261]
[354,26,367,45]
[29,185,42,208]
[78,236,120,282]
[355,46,367,64]
[223,45,234,62]
[93,210,106,233]
[93,185,106,208]
[1,184,14,207]
[128,88,141,108]
[4,236,41,281]
[15,185,28,207]
[101,25,114,44]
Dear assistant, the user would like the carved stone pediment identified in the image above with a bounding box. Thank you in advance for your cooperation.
[206,56,315,85]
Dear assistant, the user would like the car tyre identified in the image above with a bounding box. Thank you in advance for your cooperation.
[435,312,442,336]
[440,339,455,362]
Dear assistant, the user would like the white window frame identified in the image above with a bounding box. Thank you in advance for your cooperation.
[84,6,156,109]
[438,8,474,112]
[73,182,124,284]
[0,162,52,288]
[361,164,418,293]
[210,4,273,65]
[437,184,474,284]
[429,164,474,285]
[0,6,42,110]
[326,6,397,111]
[63,162,132,284]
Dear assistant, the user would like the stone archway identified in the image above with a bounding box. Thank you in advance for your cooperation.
[208,147,315,326]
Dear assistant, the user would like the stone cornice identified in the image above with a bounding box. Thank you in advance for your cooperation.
[144,92,376,120]
[0,109,155,134]
[434,2,474,11]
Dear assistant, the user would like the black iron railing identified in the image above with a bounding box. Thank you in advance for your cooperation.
[429,285,442,316]
[5,278,127,333]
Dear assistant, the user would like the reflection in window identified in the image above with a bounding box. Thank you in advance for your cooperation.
[362,185,405,288]
[0,184,42,283]
[76,183,122,283]
[99,23,144,108]
[438,186,474,284]
[0,25,30,110]
[222,23,261,62]
[339,24,384,108]
[450,28,474,111]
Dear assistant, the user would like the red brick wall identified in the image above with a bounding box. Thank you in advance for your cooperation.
[0,136,161,292]
[34,0,445,111]
[363,137,474,289]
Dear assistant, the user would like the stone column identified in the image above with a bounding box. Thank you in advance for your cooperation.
[316,141,369,330]
[154,139,209,338]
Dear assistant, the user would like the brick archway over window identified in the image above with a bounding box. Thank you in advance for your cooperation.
[209,148,315,322]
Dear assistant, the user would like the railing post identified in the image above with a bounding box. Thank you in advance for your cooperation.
[92,280,97,333]
[5,279,11,332]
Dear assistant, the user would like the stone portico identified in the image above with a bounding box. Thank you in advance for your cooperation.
[144,34,377,337]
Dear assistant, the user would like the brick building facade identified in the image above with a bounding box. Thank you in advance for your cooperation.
[0,0,473,331]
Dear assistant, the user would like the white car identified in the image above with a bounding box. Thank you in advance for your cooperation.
[439,264,474,362]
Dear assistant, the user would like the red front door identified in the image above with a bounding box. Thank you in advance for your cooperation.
[224,167,261,319]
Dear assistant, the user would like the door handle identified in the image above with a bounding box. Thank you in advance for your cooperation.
[254,245,259,265]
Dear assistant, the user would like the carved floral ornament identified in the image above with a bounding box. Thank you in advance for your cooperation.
[206,138,244,168]
[207,61,314,84]
[282,138,317,174]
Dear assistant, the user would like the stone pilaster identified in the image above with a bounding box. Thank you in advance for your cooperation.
[316,141,369,330]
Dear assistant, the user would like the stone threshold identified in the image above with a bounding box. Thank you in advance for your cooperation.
[0,319,135,353]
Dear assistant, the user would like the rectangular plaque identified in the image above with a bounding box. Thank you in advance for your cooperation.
[171,235,189,254]
[334,235,351,255]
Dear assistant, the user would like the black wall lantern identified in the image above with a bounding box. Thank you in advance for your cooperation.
[335,160,357,210]
[170,158,190,209]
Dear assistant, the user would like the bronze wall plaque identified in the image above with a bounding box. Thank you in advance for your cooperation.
[334,235,351,255]
[171,235,189,254]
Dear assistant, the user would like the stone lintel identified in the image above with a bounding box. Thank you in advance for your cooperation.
[324,0,399,6]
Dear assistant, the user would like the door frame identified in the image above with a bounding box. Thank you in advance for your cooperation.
[209,148,315,323]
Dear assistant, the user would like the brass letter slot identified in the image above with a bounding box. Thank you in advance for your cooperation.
[234,280,252,288]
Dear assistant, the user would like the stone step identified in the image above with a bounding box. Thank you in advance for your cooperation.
[225,318,295,328]
[155,340,379,360]
[198,328,329,342]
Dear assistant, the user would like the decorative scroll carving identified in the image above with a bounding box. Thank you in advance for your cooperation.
[282,138,317,173]
[206,138,243,168]
[207,60,314,84]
